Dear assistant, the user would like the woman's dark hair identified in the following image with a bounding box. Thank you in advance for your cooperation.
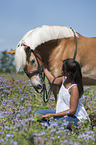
[62,58,83,97]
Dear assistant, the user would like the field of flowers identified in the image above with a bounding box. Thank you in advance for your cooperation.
[0,73,96,145]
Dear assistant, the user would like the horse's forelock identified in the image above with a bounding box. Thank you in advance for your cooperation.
[15,46,26,72]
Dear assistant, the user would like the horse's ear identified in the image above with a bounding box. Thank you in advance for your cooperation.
[6,50,15,54]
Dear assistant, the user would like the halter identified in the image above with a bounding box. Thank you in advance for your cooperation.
[70,27,77,60]
[25,49,43,79]
[24,48,48,103]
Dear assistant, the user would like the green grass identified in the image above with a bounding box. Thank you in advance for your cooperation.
[0,73,96,145]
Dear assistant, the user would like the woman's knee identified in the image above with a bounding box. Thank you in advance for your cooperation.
[56,116,80,130]
[33,109,56,117]
[33,109,44,116]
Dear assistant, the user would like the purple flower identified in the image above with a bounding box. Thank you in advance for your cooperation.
[34,131,45,137]
[0,87,4,90]
[16,113,21,118]
[50,137,55,140]
[6,133,14,138]
[85,131,94,134]
[78,134,95,140]
[5,126,10,130]
[20,106,25,110]
[41,122,48,127]
[0,139,4,143]
[0,131,4,134]
[10,140,18,145]
[51,129,56,133]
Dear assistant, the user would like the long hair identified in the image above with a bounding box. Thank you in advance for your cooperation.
[62,58,83,97]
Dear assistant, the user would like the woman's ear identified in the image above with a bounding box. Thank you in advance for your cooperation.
[68,72,71,75]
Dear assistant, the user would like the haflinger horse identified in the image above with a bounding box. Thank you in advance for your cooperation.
[7,25,96,103]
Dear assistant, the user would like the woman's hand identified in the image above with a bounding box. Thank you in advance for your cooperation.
[42,114,52,118]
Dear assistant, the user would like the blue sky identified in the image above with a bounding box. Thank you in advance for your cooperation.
[0,0,96,52]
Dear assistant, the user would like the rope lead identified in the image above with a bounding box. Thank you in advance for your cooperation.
[70,27,77,60]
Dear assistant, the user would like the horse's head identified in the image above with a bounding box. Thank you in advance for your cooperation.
[7,44,45,93]
[23,47,44,92]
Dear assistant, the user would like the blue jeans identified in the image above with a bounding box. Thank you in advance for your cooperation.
[33,109,80,130]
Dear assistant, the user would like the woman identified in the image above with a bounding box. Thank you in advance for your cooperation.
[34,58,88,129]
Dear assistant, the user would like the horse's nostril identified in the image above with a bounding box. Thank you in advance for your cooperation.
[37,84,42,89]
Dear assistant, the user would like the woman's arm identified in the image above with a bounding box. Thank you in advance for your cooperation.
[43,67,63,85]
[42,85,79,118]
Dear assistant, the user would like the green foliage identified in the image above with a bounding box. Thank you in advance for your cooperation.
[0,50,16,73]
[0,73,96,145]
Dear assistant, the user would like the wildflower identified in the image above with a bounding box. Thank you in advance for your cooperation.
[24,128,27,131]
[19,81,22,84]
[49,121,58,127]
[10,140,18,145]
[51,129,56,133]
[28,117,34,121]
[59,126,64,130]
[40,131,45,136]
[50,137,55,140]
[85,131,94,134]
[6,133,14,138]
[0,87,4,90]
[58,136,60,139]
[26,106,32,113]
[0,139,4,143]
[41,122,48,127]
[74,142,81,145]
[9,80,11,83]
[29,135,34,144]
[34,131,45,137]
[16,113,21,118]
[20,106,25,110]
[56,130,62,134]
[0,131,4,134]
[5,126,10,130]
[78,134,95,140]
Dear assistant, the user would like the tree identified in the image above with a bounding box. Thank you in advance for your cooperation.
[0,50,16,73]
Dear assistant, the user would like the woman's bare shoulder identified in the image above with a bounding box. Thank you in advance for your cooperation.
[71,84,79,97]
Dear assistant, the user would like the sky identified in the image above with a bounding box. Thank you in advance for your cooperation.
[0,0,96,52]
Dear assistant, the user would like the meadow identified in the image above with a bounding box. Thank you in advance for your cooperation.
[0,73,96,145]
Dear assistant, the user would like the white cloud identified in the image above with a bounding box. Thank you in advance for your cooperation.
[0,39,5,43]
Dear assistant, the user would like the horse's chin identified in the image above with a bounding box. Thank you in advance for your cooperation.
[31,75,43,92]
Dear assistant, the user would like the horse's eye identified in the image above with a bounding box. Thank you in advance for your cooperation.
[31,59,35,65]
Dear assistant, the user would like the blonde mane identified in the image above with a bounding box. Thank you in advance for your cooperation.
[15,25,79,72]
[17,25,79,49]
[15,46,26,72]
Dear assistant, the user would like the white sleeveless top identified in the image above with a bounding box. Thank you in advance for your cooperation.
[56,78,88,120]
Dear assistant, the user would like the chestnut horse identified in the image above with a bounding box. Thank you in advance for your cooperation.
[7,25,96,103]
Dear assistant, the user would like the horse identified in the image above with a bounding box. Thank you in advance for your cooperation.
[7,25,96,103]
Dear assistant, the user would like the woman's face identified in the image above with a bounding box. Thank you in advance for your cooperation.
[62,65,71,77]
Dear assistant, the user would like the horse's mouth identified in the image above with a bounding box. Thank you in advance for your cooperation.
[31,75,44,93]
[35,84,42,90]
[33,84,43,93]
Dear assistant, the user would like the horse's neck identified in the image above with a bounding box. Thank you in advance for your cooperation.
[35,39,60,66]
[36,38,68,77]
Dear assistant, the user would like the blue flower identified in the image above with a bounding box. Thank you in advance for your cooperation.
[0,139,5,143]
[41,122,48,127]
[10,140,18,145]
[6,133,14,138]
[50,137,55,140]
[5,126,10,130]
